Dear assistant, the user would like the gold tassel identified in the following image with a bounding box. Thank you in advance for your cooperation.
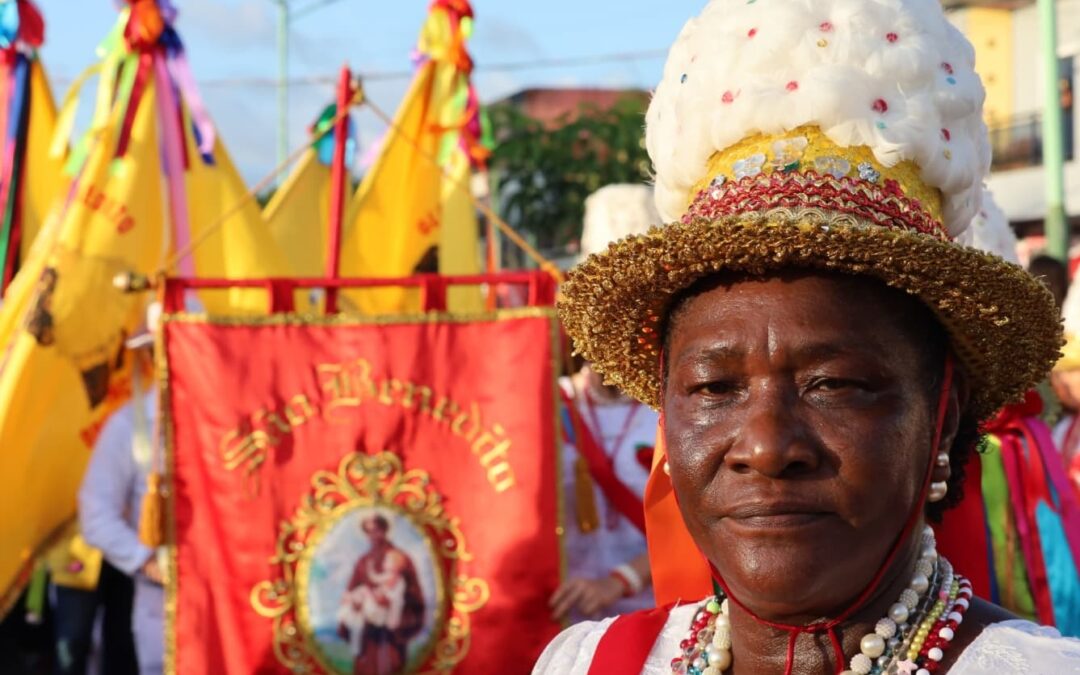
[574,457,600,534]
[138,472,165,548]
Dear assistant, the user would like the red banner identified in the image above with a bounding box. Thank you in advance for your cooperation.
[162,307,564,674]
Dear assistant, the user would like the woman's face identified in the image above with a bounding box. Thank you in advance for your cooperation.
[663,273,944,619]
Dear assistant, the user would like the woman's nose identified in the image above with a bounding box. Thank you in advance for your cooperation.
[723,382,821,478]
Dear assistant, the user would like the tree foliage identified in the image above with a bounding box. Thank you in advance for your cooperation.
[488,96,652,253]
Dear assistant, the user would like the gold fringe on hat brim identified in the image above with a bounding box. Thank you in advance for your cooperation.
[558,208,1063,422]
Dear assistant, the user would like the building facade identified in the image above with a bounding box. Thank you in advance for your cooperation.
[947,0,1080,257]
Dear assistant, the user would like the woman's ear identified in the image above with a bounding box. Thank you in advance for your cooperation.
[937,369,971,456]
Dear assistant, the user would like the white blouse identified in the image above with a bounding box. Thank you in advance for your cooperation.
[534,602,1080,674]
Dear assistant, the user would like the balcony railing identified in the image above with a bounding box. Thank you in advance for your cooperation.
[989,111,1075,171]
[942,0,1033,9]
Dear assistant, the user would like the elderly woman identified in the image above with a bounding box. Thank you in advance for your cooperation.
[536,0,1079,673]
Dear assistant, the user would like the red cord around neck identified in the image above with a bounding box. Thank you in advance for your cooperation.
[707,354,955,675]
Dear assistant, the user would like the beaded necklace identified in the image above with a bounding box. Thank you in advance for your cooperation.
[670,528,971,675]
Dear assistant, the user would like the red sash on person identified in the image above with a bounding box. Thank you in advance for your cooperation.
[559,388,647,533]
[587,603,676,675]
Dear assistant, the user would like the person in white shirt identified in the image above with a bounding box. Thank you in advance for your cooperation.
[79,318,163,675]
[550,185,661,623]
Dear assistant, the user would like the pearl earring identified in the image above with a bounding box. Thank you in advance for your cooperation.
[928,451,951,502]
[928,481,948,503]
[663,461,671,476]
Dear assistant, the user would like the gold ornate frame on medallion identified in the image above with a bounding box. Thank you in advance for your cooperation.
[252,451,486,674]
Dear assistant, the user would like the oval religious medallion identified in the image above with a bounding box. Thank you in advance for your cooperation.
[252,451,489,674]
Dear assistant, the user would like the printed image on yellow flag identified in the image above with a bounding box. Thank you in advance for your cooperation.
[20,60,65,260]
[339,62,451,314]
[0,81,167,612]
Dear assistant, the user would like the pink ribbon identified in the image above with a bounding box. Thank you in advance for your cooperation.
[165,48,214,158]
[153,56,194,277]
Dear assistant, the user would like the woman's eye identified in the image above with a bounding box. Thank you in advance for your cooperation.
[806,377,878,405]
[696,380,738,396]
[814,378,859,391]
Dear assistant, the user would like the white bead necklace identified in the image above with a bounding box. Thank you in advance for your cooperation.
[671,527,953,675]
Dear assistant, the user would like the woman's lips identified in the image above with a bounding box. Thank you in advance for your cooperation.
[722,502,835,531]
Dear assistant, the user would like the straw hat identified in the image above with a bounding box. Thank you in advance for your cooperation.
[558,0,1061,420]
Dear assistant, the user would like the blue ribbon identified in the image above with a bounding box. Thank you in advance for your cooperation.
[0,1,20,50]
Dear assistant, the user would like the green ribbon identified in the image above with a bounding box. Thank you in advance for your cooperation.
[24,562,47,623]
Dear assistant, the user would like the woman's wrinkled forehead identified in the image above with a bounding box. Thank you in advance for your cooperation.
[661,271,947,377]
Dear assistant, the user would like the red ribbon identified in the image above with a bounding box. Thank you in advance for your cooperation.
[16,1,43,48]
[559,387,647,534]
[114,51,155,159]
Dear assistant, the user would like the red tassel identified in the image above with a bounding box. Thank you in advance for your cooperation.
[124,0,166,52]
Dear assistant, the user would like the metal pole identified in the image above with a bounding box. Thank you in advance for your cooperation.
[276,0,289,185]
[293,0,348,20]
[484,169,501,309]
[1039,0,1068,262]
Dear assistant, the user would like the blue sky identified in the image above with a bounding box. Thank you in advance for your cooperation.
[36,0,704,182]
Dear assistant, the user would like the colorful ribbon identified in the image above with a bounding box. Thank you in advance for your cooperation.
[0,0,42,51]
[161,28,214,159]
[417,0,489,171]
[0,51,27,290]
[154,55,194,278]
[106,1,215,164]
[984,392,1080,632]
[310,103,356,168]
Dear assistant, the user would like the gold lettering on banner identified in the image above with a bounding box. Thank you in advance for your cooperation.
[283,395,317,426]
[221,429,274,473]
[217,358,519,494]
[218,394,319,487]
[317,359,375,420]
[451,402,482,443]
[398,381,432,412]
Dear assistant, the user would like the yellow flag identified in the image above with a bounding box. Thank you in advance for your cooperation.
[0,79,166,610]
[263,149,333,278]
[183,121,296,315]
[339,62,451,313]
[440,147,482,312]
[20,60,65,260]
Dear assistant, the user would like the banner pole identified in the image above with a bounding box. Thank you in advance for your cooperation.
[325,64,352,312]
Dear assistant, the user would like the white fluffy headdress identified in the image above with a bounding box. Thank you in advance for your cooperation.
[958,189,1019,264]
[646,0,990,237]
[580,184,661,260]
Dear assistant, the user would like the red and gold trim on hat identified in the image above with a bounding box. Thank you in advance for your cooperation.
[682,126,947,240]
